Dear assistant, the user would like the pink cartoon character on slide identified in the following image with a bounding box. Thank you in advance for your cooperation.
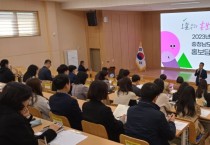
[161,31,180,68]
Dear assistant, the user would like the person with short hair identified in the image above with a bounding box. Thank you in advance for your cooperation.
[38,59,53,81]
[95,67,108,80]
[131,74,141,97]
[23,64,39,82]
[195,62,207,86]
[176,86,204,137]
[0,82,59,145]
[125,82,176,145]
[0,59,15,83]
[49,74,82,130]
[78,61,88,72]
[82,80,124,142]
[113,77,137,106]
[98,70,114,92]
[71,72,89,100]
[68,65,77,84]
[56,64,69,75]
[154,78,171,116]
[26,78,50,120]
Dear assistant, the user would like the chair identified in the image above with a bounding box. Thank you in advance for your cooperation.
[177,118,209,145]
[81,120,108,139]
[28,106,42,118]
[49,112,71,127]
[120,134,149,145]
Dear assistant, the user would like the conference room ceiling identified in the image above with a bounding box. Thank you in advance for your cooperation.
[43,0,210,11]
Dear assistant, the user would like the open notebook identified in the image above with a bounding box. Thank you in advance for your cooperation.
[113,104,130,120]
[200,108,210,118]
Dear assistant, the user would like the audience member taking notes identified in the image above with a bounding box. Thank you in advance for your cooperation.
[82,80,124,142]
[125,83,176,145]
[0,82,60,145]
[49,74,83,131]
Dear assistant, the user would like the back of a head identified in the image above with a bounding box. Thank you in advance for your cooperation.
[153,78,164,93]
[98,70,108,81]
[123,69,130,77]
[177,82,189,95]
[0,82,32,111]
[102,67,108,72]
[176,76,184,84]
[160,74,167,80]
[26,78,43,96]
[69,65,77,73]
[44,59,51,64]
[80,61,84,65]
[117,69,124,80]
[26,64,38,76]
[74,72,88,85]
[132,74,140,83]
[53,74,70,90]
[0,59,9,68]
[118,77,132,93]
[57,64,68,74]
[87,80,108,101]
[140,82,160,102]
[176,86,196,117]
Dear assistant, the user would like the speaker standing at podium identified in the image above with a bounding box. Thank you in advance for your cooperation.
[194,62,207,86]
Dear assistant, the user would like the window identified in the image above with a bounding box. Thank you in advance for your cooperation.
[0,11,40,37]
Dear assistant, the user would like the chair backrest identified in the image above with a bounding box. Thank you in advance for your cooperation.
[49,112,71,127]
[120,134,149,145]
[81,120,108,139]
[28,106,42,118]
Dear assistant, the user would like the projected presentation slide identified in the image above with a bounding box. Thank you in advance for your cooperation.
[161,11,210,70]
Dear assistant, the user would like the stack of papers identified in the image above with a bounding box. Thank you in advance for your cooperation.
[175,120,188,131]
[113,104,129,120]
[50,130,87,145]
[200,108,210,117]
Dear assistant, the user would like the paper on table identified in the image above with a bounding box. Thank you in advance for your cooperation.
[200,108,210,117]
[49,130,87,145]
[136,84,143,89]
[175,120,188,131]
[171,89,177,94]
[113,104,129,120]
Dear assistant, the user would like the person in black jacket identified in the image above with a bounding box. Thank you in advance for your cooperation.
[125,82,176,145]
[195,62,207,86]
[0,82,59,145]
[49,74,83,130]
[23,64,39,82]
[38,59,53,81]
[131,74,141,97]
[0,59,15,83]
[78,61,88,72]
[82,80,125,142]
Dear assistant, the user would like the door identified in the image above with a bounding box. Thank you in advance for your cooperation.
[90,48,101,72]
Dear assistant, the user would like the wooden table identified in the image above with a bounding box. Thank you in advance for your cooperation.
[33,118,122,145]
[175,119,190,145]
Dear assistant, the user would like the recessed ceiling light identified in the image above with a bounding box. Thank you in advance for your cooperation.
[171,1,200,5]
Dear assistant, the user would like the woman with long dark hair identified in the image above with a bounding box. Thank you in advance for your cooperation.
[172,82,189,102]
[196,79,208,106]
[23,64,39,82]
[175,86,204,137]
[0,59,15,83]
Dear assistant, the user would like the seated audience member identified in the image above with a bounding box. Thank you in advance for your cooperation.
[116,69,124,81]
[0,59,15,83]
[98,70,113,92]
[131,74,141,97]
[172,82,189,102]
[113,77,137,106]
[125,83,176,145]
[56,64,69,75]
[68,65,77,84]
[23,65,39,82]
[82,80,125,142]
[154,78,171,116]
[26,78,50,120]
[71,72,89,100]
[196,79,208,106]
[0,82,59,145]
[95,67,108,80]
[49,74,82,130]
[160,74,169,93]
[173,76,184,90]
[176,86,205,137]
[78,61,88,72]
[38,59,53,81]
[117,69,130,86]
